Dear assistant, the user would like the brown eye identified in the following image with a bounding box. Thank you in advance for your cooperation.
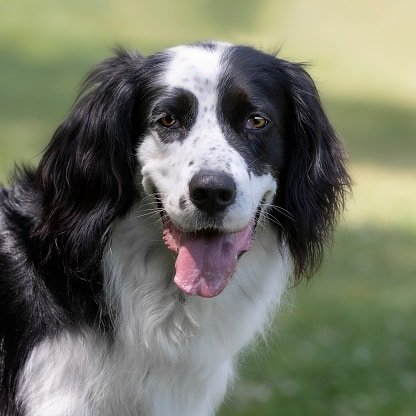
[158,114,179,128]
[246,115,268,130]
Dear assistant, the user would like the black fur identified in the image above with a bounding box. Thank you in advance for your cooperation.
[275,59,351,279]
[0,49,170,414]
[221,46,350,279]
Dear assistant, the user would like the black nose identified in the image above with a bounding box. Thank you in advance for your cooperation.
[189,170,237,215]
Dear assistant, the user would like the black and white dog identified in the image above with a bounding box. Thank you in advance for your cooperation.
[0,42,350,415]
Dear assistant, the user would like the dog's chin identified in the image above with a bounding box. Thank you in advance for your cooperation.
[161,208,261,298]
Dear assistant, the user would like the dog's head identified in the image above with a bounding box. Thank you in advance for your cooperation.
[36,42,350,296]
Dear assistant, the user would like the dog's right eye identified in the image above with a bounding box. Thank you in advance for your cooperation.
[158,114,179,129]
[245,115,269,130]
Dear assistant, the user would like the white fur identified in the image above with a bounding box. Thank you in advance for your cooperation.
[18,204,290,416]
[17,44,292,416]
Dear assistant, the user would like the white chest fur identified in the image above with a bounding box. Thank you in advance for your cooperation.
[18,208,290,416]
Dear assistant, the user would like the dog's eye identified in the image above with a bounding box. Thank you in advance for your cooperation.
[158,114,179,129]
[246,115,269,130]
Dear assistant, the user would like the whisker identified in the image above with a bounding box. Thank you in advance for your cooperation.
[261,202,295,222]
[245,155,266,170]
[260,211,283,228]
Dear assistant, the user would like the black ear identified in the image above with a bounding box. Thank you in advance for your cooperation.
[274,62,351,281]
[35,49,144,272]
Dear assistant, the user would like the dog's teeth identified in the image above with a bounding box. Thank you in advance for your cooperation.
[163,229,178,252]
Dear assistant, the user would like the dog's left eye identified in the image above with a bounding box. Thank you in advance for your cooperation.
[158,114,180,129]
[246,115,269,130]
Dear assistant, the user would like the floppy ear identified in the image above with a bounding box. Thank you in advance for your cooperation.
[274,62,351,281]
[35,50,144,272]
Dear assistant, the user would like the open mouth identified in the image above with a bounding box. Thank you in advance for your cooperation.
[162,207,262,298]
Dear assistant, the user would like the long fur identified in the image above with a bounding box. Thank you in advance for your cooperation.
[0,42,350,415]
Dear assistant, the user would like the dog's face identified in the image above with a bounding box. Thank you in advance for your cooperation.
[139,44,280,234]
[137,43,290,297]
[37,42,350,297]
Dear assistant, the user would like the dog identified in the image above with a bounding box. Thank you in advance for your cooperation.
[0,41,350,415]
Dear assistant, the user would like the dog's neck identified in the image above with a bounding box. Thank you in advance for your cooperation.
[99,204,291,414]
[104,203,291,362]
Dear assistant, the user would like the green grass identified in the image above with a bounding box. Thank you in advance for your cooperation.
[219,222,416,416]
[1,1,415,415]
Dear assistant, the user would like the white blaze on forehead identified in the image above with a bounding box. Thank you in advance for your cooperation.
[159,43,242,175]
[164,44,230,96]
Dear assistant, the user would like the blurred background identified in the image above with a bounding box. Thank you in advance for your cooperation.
[1,0,415,414]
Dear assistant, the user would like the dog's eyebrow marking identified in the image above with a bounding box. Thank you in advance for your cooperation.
[152,88,198,143]
[153,88,197,118]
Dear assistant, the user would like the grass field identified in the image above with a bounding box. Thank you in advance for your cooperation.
[1,1,415,415]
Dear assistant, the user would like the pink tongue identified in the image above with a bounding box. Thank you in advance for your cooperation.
[163,221,254,298]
